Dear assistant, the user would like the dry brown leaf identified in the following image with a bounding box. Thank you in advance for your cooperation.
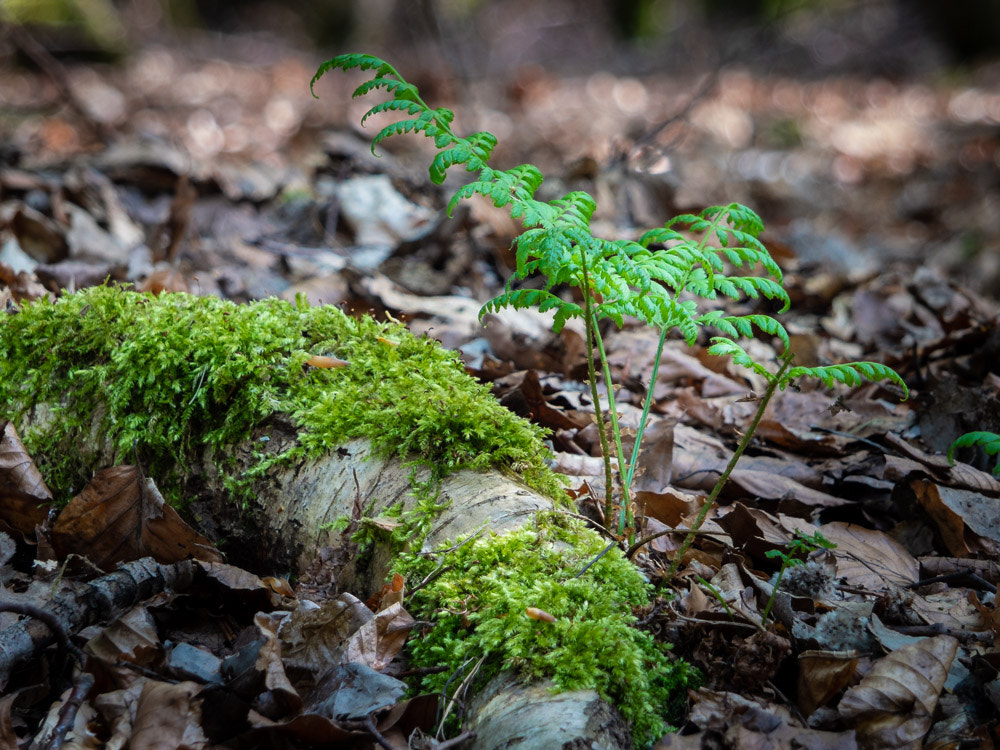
[254,612,304,715]
[728,468,849,510]
[499,369,587,431]
[709,563,763,627]
[798,650,859,716]
[839,635,958,749]
[366,571,405,611]
[884,433,1000,495]
[50,465,223,571]
[550,452,608,478]
[907,588,987,631]
[86,605,162,683]
[345,601,416,671]
[632,418,675,493]
[129,680,207,750]
[0,421,53,535]
[637,487,701,527]
[969,591,1000,636]
[0,692,20,750]
[818,522,919,589]
[911,479,1000,557]
[279,594,374,673]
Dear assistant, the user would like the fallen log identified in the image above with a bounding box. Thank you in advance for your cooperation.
[0,286,695,748]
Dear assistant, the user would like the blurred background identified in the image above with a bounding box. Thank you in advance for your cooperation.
[2,0,1000,301]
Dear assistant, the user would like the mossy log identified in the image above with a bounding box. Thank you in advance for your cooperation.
[0,287,692,748]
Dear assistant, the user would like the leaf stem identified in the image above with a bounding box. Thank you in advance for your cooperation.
[591,318,632,536]
[625,325,669,489]
[579,252,616,528]
[661,352,794,582]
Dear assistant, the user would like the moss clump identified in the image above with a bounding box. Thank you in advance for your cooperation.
[397,512,701,745]
[0,285,563,503]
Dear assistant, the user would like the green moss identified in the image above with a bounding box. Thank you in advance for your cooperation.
[397,512,701,745]
[0,285,564,503]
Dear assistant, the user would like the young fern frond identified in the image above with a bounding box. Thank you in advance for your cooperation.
[948,431,1000,474]
[787,362,908,397]
[316,53,908,549]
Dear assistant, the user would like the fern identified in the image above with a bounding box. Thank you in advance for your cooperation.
[948,431,1000,475]
[314,52,908,547]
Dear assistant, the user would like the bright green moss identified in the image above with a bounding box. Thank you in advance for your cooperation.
[0,285,564,503]
[397,512,701,745]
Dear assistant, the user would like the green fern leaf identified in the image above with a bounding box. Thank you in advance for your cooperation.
[638,227,687,247]
[550,192,597,230]
[352,77,420,101]
[948,431,1000,474]
[706,337,774,380]
[310,53,392,97]
[361,99,425,126]
[786,362,908,398]
[698,312,789,351]
[480,289,582,332]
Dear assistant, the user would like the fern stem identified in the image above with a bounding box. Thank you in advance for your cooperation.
[760,563,788,624]
[591,317,632,536]
[579,256,616,528]
[624,325,669,490]
[663,352,793,583]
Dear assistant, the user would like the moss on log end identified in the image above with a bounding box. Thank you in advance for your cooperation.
[0,285,563,504]
[397,512,699,746]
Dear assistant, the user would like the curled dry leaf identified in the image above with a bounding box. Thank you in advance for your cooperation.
[50,465,223,571]
[129,680,208,750]
[0,421,53,535]
[797,650,859,717]
[911,479,1000,557]
[305,354,349,369]
[526,607,556,622]
[838,635,958,749]
[279,591,414,674]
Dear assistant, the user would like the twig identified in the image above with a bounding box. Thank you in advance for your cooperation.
[47,672,94,750]
[362,714,394,750]
[886,623,993,646]
[572,541,617,579]
[807,425,888,453]
[625,527,727,561]
[0,601,86,667]
[436,731,477,749]
[437,653,486,740]
[905,572,996,594]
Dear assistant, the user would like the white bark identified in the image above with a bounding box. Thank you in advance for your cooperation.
[190,433,635,750]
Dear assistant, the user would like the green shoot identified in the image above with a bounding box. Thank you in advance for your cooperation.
[948,431,1000,475]
[761,530,836,624]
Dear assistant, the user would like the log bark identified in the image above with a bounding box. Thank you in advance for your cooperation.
[158,432,636,749]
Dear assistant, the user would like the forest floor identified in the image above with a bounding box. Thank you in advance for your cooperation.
[1,7,1000,749]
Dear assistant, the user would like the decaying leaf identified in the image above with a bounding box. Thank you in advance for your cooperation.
[839,635,958,749]
[818,522,919,589]
[797,649,859,716]
[0,421,53,535]
[911,479,1000,557]
[50,465,223,570]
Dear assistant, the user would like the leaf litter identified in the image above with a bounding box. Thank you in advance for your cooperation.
[1,11,1000,749]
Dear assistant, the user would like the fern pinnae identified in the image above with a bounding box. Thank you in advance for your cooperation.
[948,431,1000,474]
[786,362,908,398]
